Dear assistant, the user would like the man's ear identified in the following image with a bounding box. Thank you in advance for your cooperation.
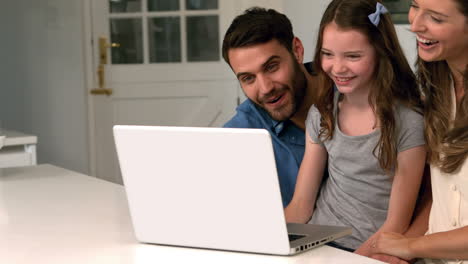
[292,37,304,63]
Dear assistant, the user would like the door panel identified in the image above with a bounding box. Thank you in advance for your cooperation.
[89,0,240,183]
[112,81,237,126]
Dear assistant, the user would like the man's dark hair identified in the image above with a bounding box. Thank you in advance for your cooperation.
[222,7,294,65]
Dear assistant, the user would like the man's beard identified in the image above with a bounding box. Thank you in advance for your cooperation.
[263,62,307,122]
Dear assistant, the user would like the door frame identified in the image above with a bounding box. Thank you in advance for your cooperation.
[83,0,98,177]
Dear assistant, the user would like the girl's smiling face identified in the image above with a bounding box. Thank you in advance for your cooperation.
[321,22,377,97]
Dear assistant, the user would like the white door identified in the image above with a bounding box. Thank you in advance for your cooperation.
[88,0,244,183]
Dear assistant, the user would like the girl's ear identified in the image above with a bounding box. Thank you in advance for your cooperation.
[292,37,304,63]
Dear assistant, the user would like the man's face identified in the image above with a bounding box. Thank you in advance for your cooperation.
[228,39,306,121]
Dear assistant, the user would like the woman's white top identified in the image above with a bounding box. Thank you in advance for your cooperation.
[425,82,468,264]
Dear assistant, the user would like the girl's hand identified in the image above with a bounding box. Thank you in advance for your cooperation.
[372,232,415,261]
[284,201,313,223]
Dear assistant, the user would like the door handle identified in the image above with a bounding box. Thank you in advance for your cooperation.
[91,36,118,96]
[91,65,112,96]
[99,36,120,65]
[90,88,112,96]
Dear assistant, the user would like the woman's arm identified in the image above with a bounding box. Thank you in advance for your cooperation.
[284,132,327,223]
[356,145,427,257]
[374,227,468,261]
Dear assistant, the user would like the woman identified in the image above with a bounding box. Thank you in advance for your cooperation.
[371,0,468,262]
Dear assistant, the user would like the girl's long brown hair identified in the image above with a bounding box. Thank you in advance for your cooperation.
[420,0,468,173]
[313,0,423,172]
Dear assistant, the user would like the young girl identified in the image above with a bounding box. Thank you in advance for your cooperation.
[285,0,427,258]
[371,0,468,262]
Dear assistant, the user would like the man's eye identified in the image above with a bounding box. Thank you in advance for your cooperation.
[265,63,278,72]
[241,75,254,83]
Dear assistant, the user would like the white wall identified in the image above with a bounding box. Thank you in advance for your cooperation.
[284,0,330,62]
[235,0,330,62]
[0,3,26,131]
[396,25,417,70]
[0,0,89,174]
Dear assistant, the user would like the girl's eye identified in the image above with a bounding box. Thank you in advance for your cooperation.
[321,51,332,57]
[347,55,361,59]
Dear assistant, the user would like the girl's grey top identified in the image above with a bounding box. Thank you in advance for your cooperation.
[306,92,425,250]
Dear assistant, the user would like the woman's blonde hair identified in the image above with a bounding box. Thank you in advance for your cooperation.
[420,0,468,173]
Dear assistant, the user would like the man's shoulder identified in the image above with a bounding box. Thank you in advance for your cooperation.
[223,100,268,129]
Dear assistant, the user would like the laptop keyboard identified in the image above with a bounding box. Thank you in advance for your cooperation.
[288,234,306,242]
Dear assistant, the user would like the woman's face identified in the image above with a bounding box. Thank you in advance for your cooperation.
[409,0,468,65]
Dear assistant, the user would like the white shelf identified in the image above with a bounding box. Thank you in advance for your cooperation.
[0,129,37,168]
[2,129,37,146]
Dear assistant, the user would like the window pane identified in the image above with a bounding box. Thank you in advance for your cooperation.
[110,18,143,64]
[186,16,219,62]
[148,17,181,63]
[383,0,410,24]
[109,0,141,13]
[185,0,218,10]
[148,0,180,11]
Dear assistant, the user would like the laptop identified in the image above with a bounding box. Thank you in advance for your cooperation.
[113,125,351,255]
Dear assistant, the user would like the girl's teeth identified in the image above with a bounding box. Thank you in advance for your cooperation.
[337,77,352,82]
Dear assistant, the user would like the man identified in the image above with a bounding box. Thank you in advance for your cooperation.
[221,7,318,207]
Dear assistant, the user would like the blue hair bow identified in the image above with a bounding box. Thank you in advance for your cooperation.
[368,2,388,26]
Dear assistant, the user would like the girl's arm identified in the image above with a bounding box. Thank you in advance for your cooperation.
[356,145,427,257]
[373,227,468,261]
[383,145,427,233]
[284,131,327,223]
[403,166,432,238]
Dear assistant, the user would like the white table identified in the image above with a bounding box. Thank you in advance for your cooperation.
[0,165,383,264]
[0,129,37,168]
